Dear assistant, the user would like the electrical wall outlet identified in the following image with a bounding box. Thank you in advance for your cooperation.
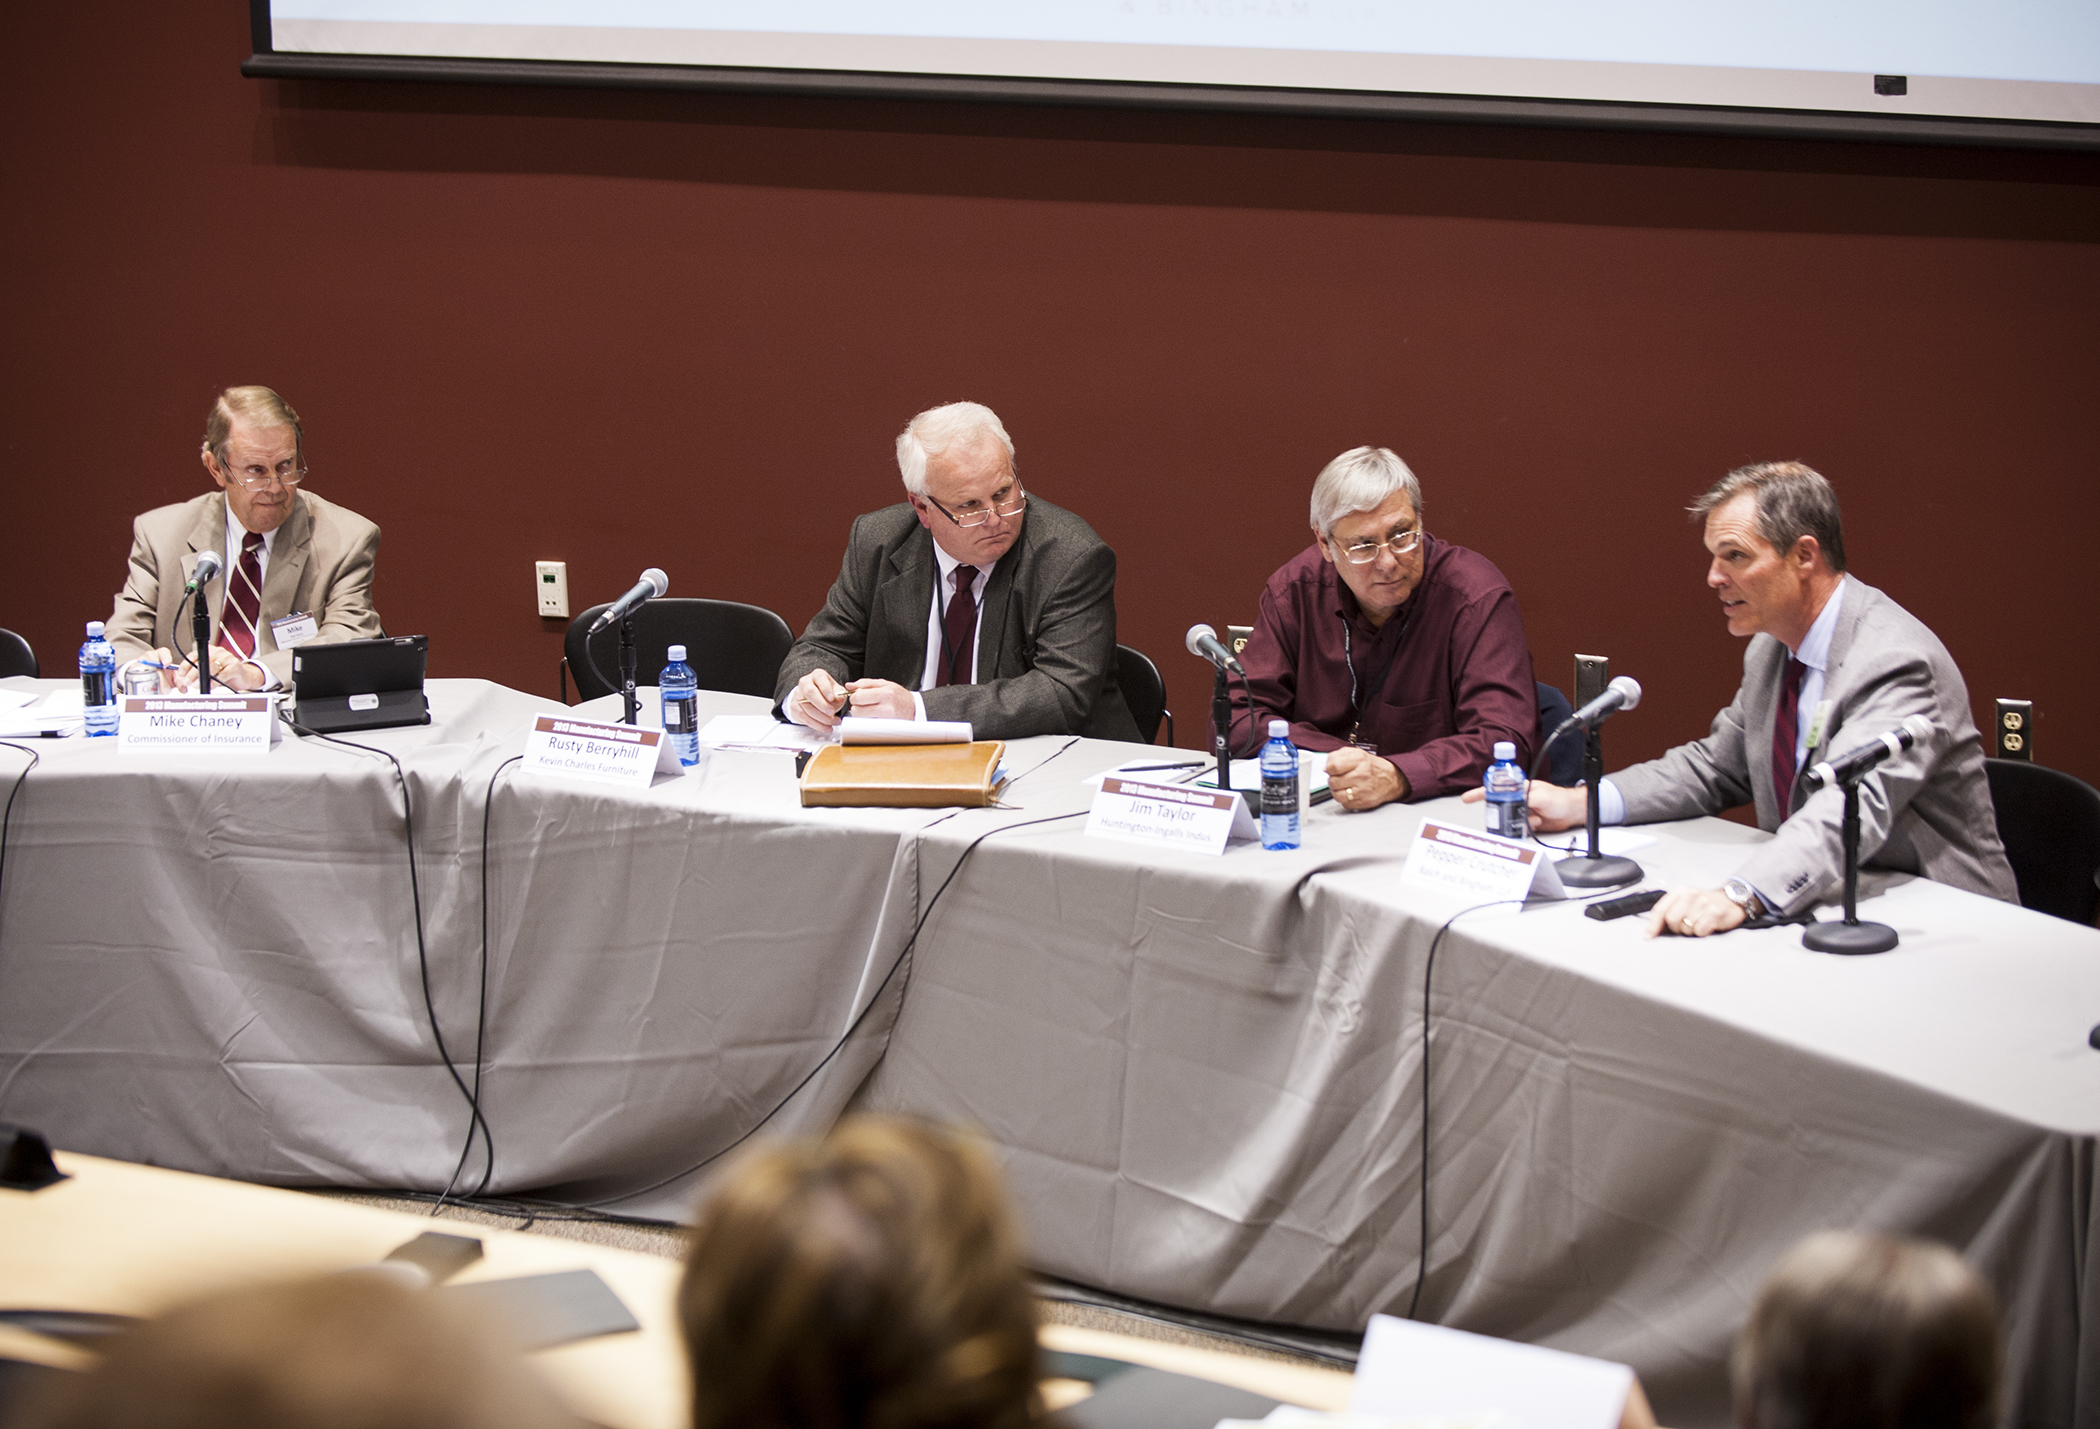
[1994,698,2033,761]
[1226,624,1254,657]
[535,561,569,619]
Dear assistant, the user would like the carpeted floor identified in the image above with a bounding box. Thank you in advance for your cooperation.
[309,1190,1356,1374]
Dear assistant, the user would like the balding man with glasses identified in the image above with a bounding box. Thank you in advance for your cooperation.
[1224,446,1541,812]
[776,401,1139,742]
[107,386,383,692]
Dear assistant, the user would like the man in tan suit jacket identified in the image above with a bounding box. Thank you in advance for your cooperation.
[108,386,383,690]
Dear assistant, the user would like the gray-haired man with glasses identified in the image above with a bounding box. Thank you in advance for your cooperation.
[107,386,383,692]
[775,401,1139,741]
[1222,446,1541,812]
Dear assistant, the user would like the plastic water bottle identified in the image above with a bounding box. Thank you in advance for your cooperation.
[1260,719,1301,851]
[659,644,700,767]
[79,621,118,738]
[1484,740,1528,839]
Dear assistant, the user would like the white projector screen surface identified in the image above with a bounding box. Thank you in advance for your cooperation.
[266,2,2100,129]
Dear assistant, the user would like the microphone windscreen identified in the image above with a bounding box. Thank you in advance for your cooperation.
[1185,624,1218,658]
[1610,675,1642,710]
[1901,712,1934,745]
[643,568,669,598]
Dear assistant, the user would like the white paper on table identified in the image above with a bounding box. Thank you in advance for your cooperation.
[1191,756,1332,795]
[1540,827,1656,858]
[1349,1314,1631,1429]
[1080,758,1210,790]
[36,688,85,715]
[0,689,37,711]
[698,714,831,752]
[839,717,973,745]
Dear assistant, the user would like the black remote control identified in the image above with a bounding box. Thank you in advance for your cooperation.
[1585,888,1666,921]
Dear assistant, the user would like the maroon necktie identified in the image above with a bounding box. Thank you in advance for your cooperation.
[216,531,266,660]
[936,565,978,687]
[1771,655,1808,811]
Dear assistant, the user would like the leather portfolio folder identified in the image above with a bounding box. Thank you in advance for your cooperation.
[799,741,1006,808]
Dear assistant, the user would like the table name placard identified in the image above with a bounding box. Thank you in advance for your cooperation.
[523,714,686,789]
[1400,818,1567,904]
[1085,776,1258,857]
[117,695,280,754]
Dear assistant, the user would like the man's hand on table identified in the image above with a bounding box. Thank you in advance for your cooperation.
[1325,746,1406,812]
[1459,778,1587,832]
[786,670,850,731]
[1643,886,1748,940]
[843,679,916,722]
[158,645,266,693]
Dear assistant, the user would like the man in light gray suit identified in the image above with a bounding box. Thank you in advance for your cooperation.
[108,386,383,691]
[1496,461,2015,937]
[776,402,1140,743]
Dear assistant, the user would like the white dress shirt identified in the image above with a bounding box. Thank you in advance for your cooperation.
[909,545,1001,721]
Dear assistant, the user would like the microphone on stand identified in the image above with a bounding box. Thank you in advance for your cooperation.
[183,550,223,595]
[1543,676,1642,751]
[1801,715,1934,792]
[588,568,669,636]
[1185,624,1245,675]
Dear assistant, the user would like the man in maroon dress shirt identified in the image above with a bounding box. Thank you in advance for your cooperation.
[1223,446,1542,812]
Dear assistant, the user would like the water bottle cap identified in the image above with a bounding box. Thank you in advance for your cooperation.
[1493,741,1516,761]
[1268,719,1289,738]
[86,621,105,638]
[666,645,686,661]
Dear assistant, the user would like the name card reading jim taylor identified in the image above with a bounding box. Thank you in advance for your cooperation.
[1400,818,1567,904]
[117,695,280,754]
[1085,776,1258,857]
[523,714,688,789]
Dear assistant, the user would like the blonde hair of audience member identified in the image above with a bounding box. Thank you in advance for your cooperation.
[679,1116,1039,1429]
[895,402,1016,497]
[19,1272,580,1429]
[203,385,304,471]
[1734,1230,2001,1429]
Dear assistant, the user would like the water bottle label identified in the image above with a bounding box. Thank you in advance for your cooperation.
[1261,773,1298,815]
[663,695,698,736]
[82,671,113,707]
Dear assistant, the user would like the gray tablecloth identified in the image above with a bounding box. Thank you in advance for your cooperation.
[1,677,2094,1427]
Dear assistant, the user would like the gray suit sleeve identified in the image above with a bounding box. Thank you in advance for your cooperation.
[257,518,384,687]
[772,515,874,713]
[1611,683,1758,825]
[1729,650,1945,916]
[919,540,1117,739]
[106,516,165,666]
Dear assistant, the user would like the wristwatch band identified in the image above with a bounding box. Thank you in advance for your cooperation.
[1722,877,1766,920]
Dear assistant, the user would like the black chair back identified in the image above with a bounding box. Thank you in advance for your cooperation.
[1115,644,1171,745]
[563,598,795,702]
[1984,758,2100,925]
[1536,682,1582,786]
[0,629,37,680]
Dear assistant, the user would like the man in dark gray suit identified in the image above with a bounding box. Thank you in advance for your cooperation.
[776,402,1139,743]
[1499,461,2015,937]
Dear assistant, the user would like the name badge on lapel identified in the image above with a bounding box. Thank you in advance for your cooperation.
[270,612,320,649]
[1804,699,1834,754]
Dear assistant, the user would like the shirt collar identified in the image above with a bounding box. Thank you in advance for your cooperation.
[931,536,999,591]
[224,503,278,561]
[1793,576,1846,672]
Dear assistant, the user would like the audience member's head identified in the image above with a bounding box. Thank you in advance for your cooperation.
[19,1272,579,1429]
[1733,1230,2000,1429]
[679,1116,1039,1429]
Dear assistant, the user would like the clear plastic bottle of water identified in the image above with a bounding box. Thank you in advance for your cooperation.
[1260,718,1301,850]
[79,620,118,738]
[659,643,700,767]
[1484,740,1528,839]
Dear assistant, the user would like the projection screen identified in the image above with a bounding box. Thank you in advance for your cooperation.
[246,2,2100,150]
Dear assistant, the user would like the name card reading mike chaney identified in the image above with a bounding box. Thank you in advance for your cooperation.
[1085,776,1258,857]
[117,695,281,754]
[1400,818,1567,905]
[522,714,689,790]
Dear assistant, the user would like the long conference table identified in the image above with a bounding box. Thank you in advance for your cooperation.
[0,676,2094,1428]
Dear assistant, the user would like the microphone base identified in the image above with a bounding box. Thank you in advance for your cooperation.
[1803,919,1899,956]
[1556,854,1642,889]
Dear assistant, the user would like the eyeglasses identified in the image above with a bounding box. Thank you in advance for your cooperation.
[1336,528,1422,564]
[226,460,306,492]
[925,483,1027,530]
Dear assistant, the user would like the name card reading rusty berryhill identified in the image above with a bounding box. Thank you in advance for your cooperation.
[522,713,685,790]
[1399,818,1568,905]
[1084,776,1259,857]
[117,694,280,754]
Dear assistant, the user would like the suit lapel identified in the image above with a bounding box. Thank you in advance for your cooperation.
[1748,634,1789,824]
[256,495,314,654]
[875,528,938,678]
[974,518,1026,681]
[177,496,228,643]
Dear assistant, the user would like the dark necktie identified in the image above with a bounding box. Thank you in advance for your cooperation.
[936,565,978,687]
[1771,655,1808,812]
[216,530,266,661]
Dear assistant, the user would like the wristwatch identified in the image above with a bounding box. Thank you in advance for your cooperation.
[1721,877,1767,920]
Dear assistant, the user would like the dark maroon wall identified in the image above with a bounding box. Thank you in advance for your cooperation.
[5,4,2097,786]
